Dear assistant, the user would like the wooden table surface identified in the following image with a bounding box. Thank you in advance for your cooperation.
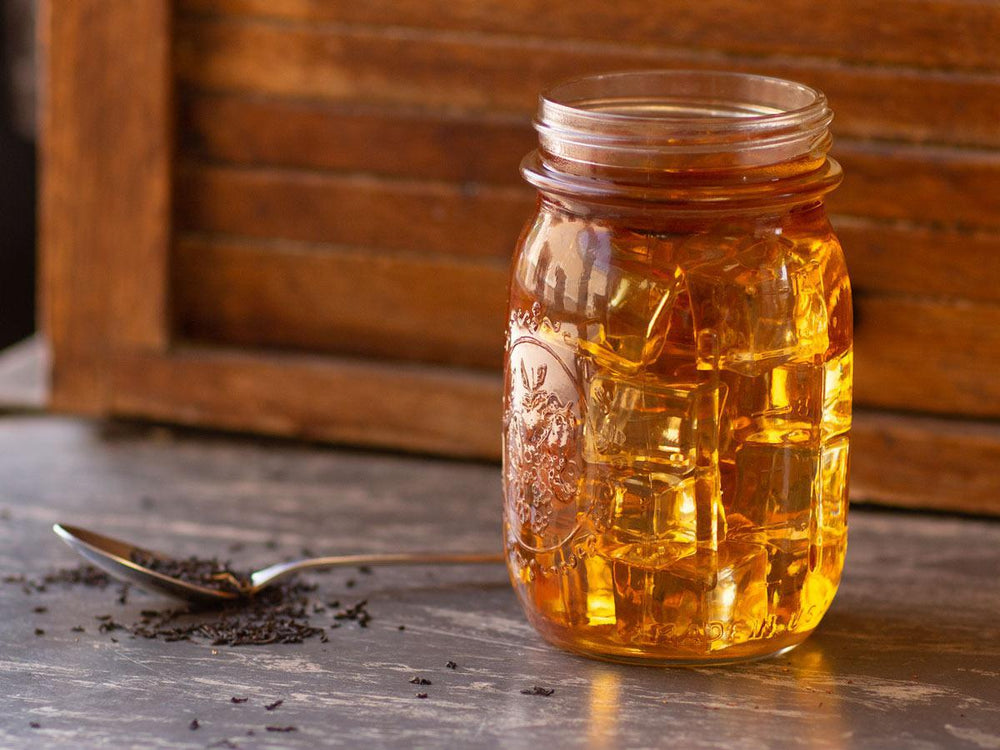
[1,359,999,748]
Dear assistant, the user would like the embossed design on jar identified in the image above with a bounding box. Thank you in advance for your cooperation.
[504,335,585,552]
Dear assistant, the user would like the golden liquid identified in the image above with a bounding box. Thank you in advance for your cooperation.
[503,202,851,664]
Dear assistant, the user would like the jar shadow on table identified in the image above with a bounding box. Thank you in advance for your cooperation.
[806,606,1000,664]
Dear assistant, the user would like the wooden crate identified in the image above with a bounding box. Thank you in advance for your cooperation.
[41,0,1000,515]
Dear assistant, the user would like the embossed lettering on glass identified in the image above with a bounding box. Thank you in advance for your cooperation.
[502,71,852,665]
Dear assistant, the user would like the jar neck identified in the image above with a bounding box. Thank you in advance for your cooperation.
[522,71,842,215]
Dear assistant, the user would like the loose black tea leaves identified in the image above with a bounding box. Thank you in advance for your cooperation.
[332,599,371,627]
[29,722,40,729]
[265,726,297,733]
[264,700,283,711]
[230,697,249,704]
[20,561,352,647]
[520,686,555,697]
[129,550,250,595]
[445,661,457,670]
[189,719,200,730]
[409,677,431,686]
[415,693,428,699]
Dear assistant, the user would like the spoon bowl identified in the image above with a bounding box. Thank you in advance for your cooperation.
[53,523,504,605]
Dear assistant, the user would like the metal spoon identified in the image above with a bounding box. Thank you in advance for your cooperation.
[53,523,504,605]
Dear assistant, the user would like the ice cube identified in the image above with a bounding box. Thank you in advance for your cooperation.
[684,235,829,377]
[577,256,683,374]
[601,472,698,568]
[609,539,767,648]
[719,362,824,456]
[730,440,821,533]
[822,349,853,440]
[584,371,727,474]
[818,436,850,538]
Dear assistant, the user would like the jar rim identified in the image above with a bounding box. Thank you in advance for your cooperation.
[539,70,831,142]
[525,69,841,211]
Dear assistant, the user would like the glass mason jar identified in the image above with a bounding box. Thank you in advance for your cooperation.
[502,71,852,665]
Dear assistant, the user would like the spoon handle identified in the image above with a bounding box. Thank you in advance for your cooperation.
[250,552,505,590]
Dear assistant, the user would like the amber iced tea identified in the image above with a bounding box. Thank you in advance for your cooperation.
[502,71,851,664]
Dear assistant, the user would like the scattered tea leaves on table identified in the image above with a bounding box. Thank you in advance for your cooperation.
[189,719,200,730]
[264,700,283,711]
[521,686,555,696]
[265,726,297,733]
[230,697,248,704]
[409,677,432,686]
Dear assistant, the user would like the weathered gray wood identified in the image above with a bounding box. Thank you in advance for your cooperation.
[0,415,998,749]
[0,337,47,413]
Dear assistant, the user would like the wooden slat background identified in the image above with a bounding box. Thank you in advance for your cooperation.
[149,0,1000,510]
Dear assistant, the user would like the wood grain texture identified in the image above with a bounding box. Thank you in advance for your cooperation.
[172,236,508,369]
[177,0,1000,72]
[833,217,1000,304]
[175,159,1000,305]
[853,295,1000,419]
[2,333,995,514]
[178,93,532,184]
[851,410,1000,517]
[175,163,530,259]
[40,0,173,413]
[110,347,504,459]
[171,232,1000,418]
[1,415,999,748]
[178,93,1000,230]
[172,15,1000,147]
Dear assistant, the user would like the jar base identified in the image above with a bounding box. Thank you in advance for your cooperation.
[533,625,815,667]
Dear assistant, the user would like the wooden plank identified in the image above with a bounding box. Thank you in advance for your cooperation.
[829,142,1000,230]
[110,347,504,459]
[40,0,172,413]
[107,343,1000,515]
[854,295,1000,419]
[172,16,1000,147]
[834,217,1000,305]
[179,93,1000,231]
[851,410,1000,517]
[178,93,533,184]
[172,232,1000,418]
[173,236,507,369]
[176,161,1000,304]
[177,0,1000,73]
[174,163,532,258]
